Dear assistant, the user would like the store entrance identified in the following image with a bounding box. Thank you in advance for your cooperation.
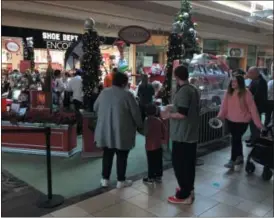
[227,57,240,70]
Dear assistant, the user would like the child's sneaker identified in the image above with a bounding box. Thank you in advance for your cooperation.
[100,179,109,188]
[143,177,155,184]
[224,160,234,169]
[155,177,162,183]
[167,195,193,205]
[116,180,133,189]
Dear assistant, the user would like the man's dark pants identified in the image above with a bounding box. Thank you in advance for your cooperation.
[172,141,197,199]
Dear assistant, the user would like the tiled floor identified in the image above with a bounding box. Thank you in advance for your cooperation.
[44,146,273,217]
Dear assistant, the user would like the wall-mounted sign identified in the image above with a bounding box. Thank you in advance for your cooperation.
[5,41,20,52]
[228,48,244,58]
[2,26,120,50]
[42,32,79,50]
[118,25,151,44]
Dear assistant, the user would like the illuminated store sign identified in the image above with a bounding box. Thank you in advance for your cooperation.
[2,26,118,50]
[42,32,79,50]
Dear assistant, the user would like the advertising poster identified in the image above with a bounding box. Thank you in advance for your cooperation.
[30,91,51,113]
[20,60,31,73]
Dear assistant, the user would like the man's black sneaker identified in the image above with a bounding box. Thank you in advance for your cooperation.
[143,177,155,184]
[155,177,162,183]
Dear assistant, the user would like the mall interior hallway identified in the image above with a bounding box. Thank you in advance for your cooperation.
[2,130,249,216]
[46,144,273,217]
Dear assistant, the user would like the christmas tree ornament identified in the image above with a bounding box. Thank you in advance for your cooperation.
[189,28,195,34]
[172,21,182,34]
[84,17,95,30]
[183,12,189,18]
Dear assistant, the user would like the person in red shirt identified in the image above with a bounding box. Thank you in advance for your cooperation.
[143,104,166,184]
[103,68,118,88]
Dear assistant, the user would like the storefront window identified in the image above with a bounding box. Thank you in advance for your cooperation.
[203,39,228,56]
[247,45,257,69]
[257,46,273,75]
[2,37,23,72]
[135,35,168,84]
[100,45,129,79]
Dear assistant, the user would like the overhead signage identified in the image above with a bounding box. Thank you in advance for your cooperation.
[42,32,79,50]
[118,25,151,44]
[5,41,20,52]
[2,26,119,50]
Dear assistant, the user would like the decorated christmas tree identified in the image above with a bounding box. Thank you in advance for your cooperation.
[162,0,201,103]
[81,18,102,108]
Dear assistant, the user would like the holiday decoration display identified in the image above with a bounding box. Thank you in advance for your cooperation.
[162,0,201,103]
[81,18,102,106]
[114,40,129,73]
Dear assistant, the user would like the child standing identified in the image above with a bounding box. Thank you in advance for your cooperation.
[143,104,165,184]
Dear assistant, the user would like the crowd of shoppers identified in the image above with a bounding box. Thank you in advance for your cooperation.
[94,65,200,205]
[91,64,273,206]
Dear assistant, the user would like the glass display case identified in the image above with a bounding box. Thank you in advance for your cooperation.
[188,53,230,108]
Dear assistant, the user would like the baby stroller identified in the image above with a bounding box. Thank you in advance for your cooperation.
[245,124,273,181]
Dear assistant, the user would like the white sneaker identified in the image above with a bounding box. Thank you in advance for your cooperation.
[116,180,133,189]
[100,179,109,187]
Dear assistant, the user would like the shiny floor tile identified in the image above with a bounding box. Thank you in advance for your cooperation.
[146,201,183,217]
[126,193,163,209]
[109,187,142,200]
[211,190,244,206]
[76,192,122,214]
[93,201,155,217]
[199,203,249,217]
[51,205,90,217]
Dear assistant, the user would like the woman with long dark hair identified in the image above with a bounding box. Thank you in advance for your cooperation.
[217,75,263,169]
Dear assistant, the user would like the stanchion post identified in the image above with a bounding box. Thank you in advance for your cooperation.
[37,127,64,208]
[45,127,53,199]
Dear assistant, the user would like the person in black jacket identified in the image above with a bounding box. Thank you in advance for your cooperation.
[245,66,267,147]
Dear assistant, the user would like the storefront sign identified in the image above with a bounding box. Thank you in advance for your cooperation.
[42,32,79,50]
[2,26,121,50]
[118,26,151,44]
[5,41,20,52]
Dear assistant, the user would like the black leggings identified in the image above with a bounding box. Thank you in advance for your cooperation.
[227,120,248,161]
[102,148,130,181]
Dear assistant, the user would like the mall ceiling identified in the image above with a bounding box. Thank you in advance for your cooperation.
[2,0,273,45]
[110,0,273,34]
